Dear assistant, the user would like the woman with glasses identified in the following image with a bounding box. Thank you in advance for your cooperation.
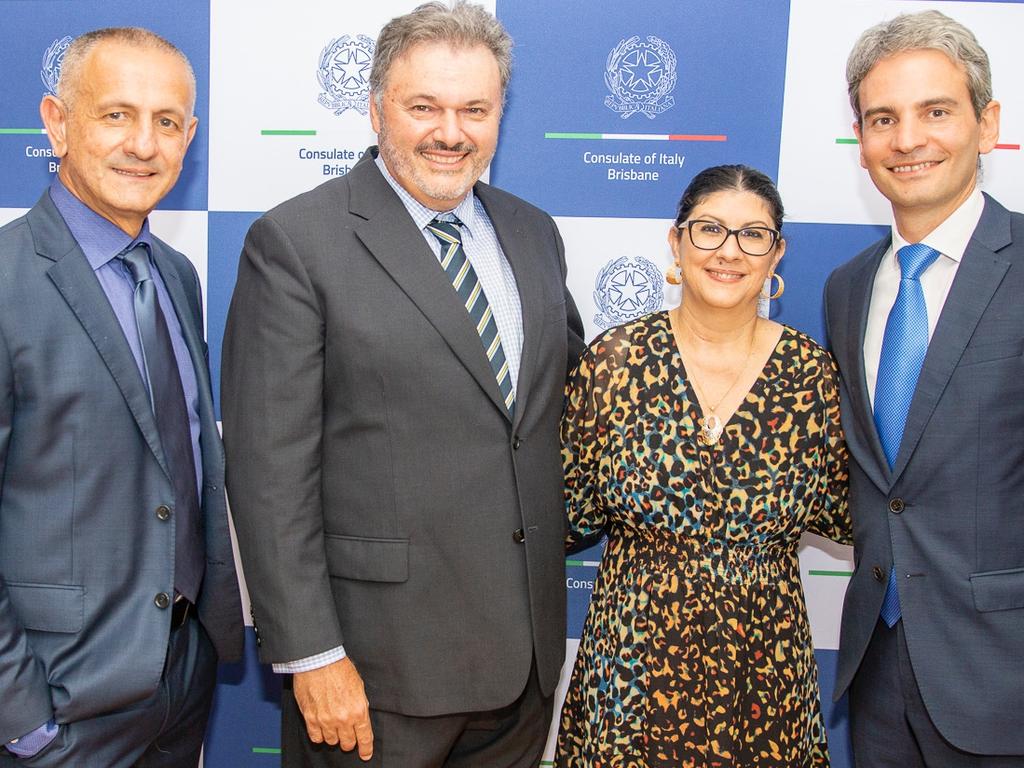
[556,165,850,767]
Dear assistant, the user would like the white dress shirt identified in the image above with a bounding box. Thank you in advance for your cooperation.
[864,187,985,406]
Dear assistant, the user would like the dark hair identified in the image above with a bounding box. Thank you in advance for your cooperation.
[673,164,785,232]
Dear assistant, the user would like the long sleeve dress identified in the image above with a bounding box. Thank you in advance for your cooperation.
[556,311,850,768]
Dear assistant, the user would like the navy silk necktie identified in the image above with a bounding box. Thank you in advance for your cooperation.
[121,245,204,603]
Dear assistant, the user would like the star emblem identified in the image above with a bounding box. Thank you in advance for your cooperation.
[332,46,371,91]
[610,269,651,312]
[620,49,663,94]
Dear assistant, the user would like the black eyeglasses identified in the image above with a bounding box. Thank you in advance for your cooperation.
[677,219,780,257]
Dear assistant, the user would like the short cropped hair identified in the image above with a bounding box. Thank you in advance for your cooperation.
[846,10,992,125]
[57,27,196,113]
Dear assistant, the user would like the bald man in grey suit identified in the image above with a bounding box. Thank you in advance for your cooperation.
[0,27,242,767]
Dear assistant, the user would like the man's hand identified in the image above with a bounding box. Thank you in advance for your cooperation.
[293,657,374,760]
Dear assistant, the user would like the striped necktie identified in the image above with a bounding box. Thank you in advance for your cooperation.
[873,242,940,627]
[427,218,515,415]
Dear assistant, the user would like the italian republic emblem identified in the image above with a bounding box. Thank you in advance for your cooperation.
[41,36,73,96]
[317,34,375,116]
[604,35,677,120]
[593,256,664,329]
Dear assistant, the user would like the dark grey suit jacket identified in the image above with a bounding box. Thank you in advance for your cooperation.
[826,194,1024,755]
[221,148,585,716]
[0,192,243,745]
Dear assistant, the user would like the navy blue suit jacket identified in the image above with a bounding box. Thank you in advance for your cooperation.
[826,194,1024,755]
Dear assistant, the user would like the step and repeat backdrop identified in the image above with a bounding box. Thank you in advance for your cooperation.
[1,1,1021,765]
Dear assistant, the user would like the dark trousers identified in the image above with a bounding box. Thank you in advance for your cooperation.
[850,619,1024,768]
[3,615,217,768]
[282,661,553,768]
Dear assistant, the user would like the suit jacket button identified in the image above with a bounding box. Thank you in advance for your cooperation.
[889,498,905,514]
[156,505,171,521]
[513,527,525,543]
[154,592,171,609]
[872,566,885,582]
[512,436,522,450]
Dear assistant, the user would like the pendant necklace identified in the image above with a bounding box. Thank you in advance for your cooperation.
[683,320,758,446]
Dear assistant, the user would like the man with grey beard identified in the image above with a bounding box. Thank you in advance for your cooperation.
[221,2,584,766]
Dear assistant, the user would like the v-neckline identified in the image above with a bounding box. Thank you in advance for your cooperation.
[664,312,788,446]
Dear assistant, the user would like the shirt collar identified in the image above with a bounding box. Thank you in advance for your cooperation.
[49,176,153,272]
[890,186,985,265]
[374,153,477,235]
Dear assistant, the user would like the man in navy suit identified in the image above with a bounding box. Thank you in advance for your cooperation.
[0,27,242,766]
[826,10,1024,766]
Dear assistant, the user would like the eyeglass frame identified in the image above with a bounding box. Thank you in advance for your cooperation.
[675,219,782,257]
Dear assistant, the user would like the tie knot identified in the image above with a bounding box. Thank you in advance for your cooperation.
[427,217,463,244]
[120,244,152,286]
[896,243,940,281]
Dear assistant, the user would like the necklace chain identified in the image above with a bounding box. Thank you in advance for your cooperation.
[676,315,758,446]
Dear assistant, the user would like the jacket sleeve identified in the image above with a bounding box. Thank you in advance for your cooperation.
[0,321,55,742]
[220,214,344,663]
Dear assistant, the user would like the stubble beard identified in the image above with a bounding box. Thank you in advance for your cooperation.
[377,121,489,209]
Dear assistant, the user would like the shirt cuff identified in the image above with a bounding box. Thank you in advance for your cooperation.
[272,644,347,674]
[6,719,58,758]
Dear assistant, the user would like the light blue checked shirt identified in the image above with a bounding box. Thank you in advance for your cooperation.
[374,154,524,387]
[273,155,525,675]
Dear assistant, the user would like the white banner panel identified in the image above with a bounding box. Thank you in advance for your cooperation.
[779,0,1024,225]
[208,0,495,212]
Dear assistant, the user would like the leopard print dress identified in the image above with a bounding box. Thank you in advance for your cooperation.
[556,311,850,768]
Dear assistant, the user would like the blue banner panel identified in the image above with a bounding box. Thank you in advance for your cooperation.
[771,222,888,345]
[207,629,284,766]
[816,649,853,768]
[208,211,261,418]
[0,1,210,210]
[493,0,790,218]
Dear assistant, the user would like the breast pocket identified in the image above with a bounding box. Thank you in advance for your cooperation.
[958,339,1023,367]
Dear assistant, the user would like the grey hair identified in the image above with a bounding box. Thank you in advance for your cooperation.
[57,27,196,113]
[847,10,992,125]
[369,1,512,109]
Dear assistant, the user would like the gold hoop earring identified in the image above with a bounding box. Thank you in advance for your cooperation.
[666,265,682,285]
[761,273,784,300]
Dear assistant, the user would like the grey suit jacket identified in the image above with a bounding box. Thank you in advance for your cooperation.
[221,148,585,716]
[0,192,243,745]
[825,194,1024,755]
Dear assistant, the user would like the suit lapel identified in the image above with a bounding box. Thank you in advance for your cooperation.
[476,185,544,429]
[891,198,1012,481]
[841,239,893,490]
[350,159,511,419]
[151,245,224,474]
[42,234,172,480]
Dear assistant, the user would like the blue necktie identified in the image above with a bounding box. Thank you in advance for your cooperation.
[427,218,515,415]
[873,242,940,627]
[121,245,204,604]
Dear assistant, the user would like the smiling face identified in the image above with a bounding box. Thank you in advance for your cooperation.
[369,42,502,211]
[40,40,197,236]
[854,48,999,241]
[668,189,783,314]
